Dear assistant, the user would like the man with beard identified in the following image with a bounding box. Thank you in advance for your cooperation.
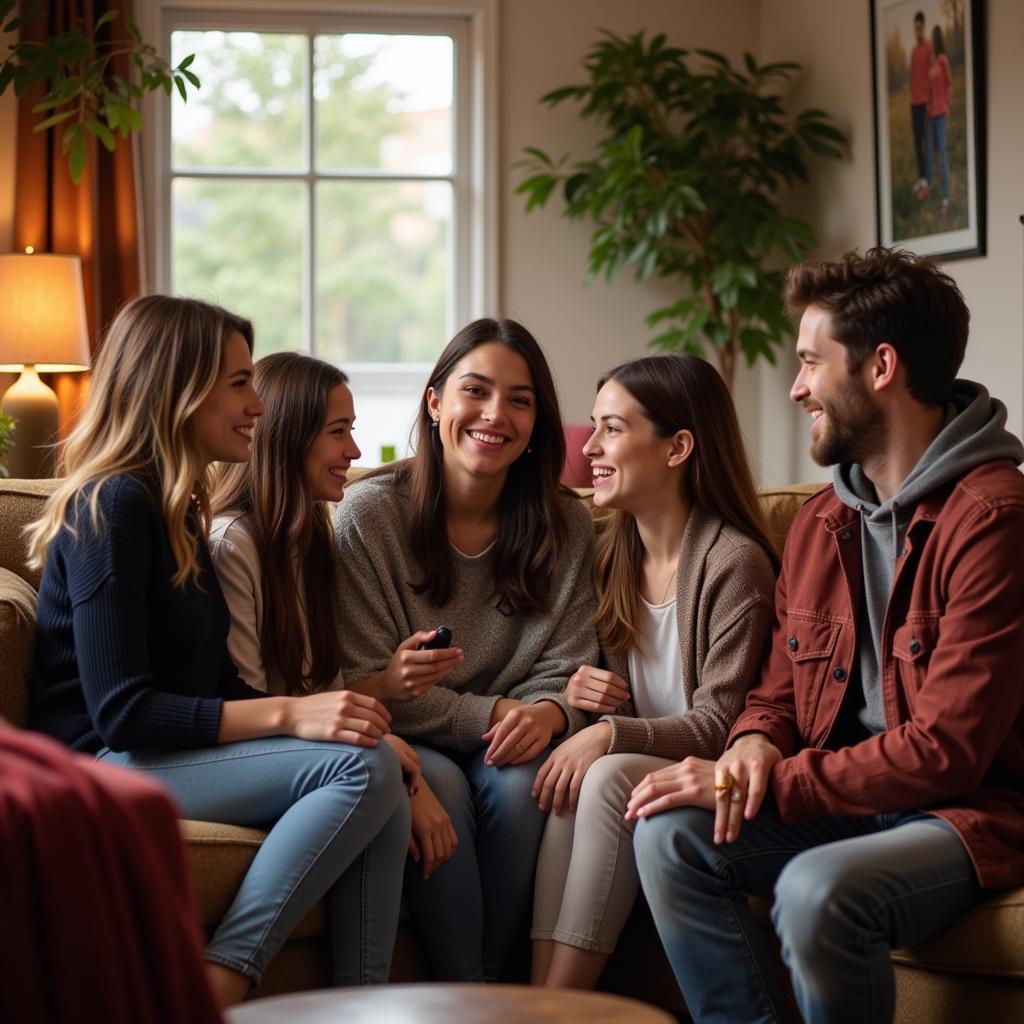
[627,247,1024,1024]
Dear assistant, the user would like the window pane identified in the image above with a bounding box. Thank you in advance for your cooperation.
[171,32,306,170]
[316,180,450,363]
[172,179,305,355]
[314,34,453,174]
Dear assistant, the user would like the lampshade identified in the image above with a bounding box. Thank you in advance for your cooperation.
[0,253,91,371]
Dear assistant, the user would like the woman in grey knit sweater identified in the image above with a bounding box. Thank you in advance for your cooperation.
[530,354,779,990]
[334,318,599,982]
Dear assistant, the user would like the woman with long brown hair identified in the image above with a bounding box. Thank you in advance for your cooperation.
[530,353,778,990]
[210,352,464,917]
[333,318,600,981]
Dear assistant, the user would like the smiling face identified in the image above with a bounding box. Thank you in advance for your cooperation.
[303,382,361,503]
[426,341,537,483]
[584,378,690,512]
[191,330,264,466]
[791,305,886,467]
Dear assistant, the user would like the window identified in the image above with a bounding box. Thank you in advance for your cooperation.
[142,3,496,463]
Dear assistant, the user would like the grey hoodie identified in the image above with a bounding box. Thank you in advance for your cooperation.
[830,380,1024,742]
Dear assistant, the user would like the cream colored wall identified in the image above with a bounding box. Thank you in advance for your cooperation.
[759,0,1024,485]
[499,0,762,450]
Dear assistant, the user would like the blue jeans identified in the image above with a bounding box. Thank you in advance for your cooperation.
[634,806,987,1024]
[99,737,408,986]
[404,744,549,981]
[926,113,949,200]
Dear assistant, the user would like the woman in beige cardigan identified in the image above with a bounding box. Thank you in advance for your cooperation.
[531,353,779,989]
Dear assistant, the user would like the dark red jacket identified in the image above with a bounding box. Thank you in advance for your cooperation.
[730,460,1024,888]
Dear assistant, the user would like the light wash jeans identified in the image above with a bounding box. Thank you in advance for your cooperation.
[404,744,549,981]
[634,806,987,1024]
[99,736,408,986]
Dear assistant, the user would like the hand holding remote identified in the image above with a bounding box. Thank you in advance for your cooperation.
[370,628,462,703]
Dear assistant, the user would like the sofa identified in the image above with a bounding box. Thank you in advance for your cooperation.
[2,473,1022,1021]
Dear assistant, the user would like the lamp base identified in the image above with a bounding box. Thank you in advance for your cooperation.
[0,366,59,479]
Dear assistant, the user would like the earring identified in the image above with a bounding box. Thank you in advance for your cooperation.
[527,444,533,454]
[431,420,439,429]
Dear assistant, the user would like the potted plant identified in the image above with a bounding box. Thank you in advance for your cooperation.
[0,2,198,182]
[516,30,846,389]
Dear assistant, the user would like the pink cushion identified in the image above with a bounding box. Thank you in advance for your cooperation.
[562,424,593,487]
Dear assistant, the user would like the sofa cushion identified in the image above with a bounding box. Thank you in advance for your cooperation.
[180,819,326,938]
[0,479,57,590]
[0,566,36,727]
[758,483,826,557]
[892,888,1024,978]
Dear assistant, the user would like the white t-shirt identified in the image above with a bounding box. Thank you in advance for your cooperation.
[627,596,687,719]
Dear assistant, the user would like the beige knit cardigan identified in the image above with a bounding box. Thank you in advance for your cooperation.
[601,505,777,759]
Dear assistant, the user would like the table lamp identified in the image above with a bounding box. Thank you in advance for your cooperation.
[0,251,91,478]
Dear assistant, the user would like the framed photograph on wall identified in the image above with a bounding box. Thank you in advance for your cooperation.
[870,0,985,260]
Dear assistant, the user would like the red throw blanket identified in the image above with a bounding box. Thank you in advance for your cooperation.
[0,725,222,1024]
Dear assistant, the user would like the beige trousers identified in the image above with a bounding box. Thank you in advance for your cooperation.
[531,753,673,953]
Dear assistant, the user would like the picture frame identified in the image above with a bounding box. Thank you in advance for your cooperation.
[870,0,985,260]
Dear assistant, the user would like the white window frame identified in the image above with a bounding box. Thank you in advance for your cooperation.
[138,0,498,400]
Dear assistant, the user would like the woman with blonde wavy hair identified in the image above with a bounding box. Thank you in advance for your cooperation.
[27,295,409,1008]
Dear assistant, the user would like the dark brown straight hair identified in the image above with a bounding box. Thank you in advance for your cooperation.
[389,317,571,613]
[212,353,348,694]
[593,353,779,654]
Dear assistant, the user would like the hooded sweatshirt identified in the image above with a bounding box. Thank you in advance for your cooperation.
[829,380,1024,744]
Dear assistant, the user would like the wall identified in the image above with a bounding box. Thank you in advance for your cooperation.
[759,0,1024,484]
[500,0,764,464]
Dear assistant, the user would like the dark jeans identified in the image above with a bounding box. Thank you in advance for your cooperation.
[403,744,549,981]
[634,806,987,1024]
[911,102,928,180]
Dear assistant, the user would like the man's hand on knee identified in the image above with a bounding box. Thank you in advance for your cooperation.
[713,734,783,844]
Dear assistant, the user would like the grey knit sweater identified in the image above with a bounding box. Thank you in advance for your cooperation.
[602,506,776,759]
[333,472,600,751]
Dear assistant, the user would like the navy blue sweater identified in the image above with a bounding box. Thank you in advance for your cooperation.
[29,474,263,754]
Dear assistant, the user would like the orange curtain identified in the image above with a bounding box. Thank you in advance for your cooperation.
[13,0,144,439]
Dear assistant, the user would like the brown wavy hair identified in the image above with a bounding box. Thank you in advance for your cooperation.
[388,317,572,614]
[593,353,779,654]
[213,353,348,694]
[784,247,968,407]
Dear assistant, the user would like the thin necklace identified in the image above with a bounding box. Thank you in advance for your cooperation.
[658,565,678,605]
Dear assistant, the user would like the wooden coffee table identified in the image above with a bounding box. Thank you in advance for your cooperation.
[226,984,676,1023]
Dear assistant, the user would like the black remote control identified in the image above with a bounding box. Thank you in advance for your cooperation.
[418,626,453,651]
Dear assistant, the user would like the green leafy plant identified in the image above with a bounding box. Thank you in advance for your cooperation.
[516,30,846,388]
[0,411,14,479]
[0,2,199,183]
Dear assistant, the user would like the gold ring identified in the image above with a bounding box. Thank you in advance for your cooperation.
[713,771,733,796]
